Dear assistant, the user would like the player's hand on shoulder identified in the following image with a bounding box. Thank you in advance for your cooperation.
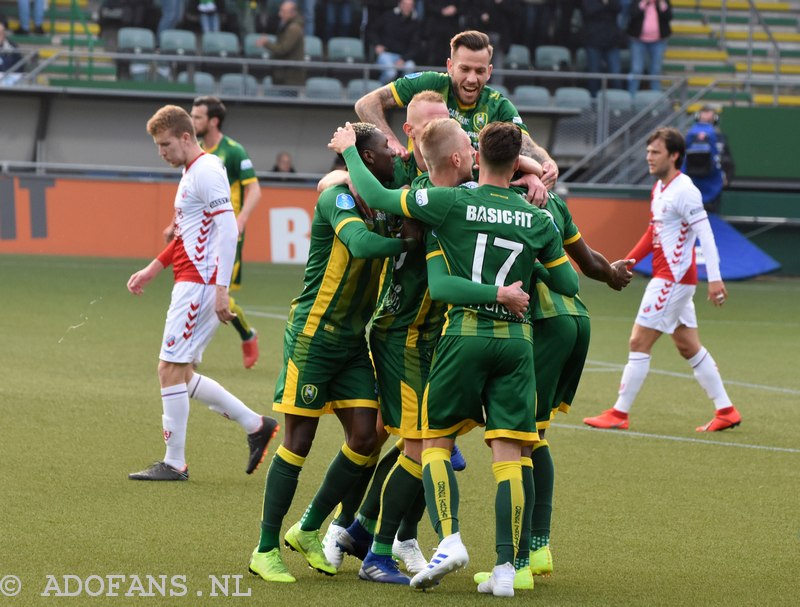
[541,160,559,190]
[496,280,530,318]
[511,173,547,207]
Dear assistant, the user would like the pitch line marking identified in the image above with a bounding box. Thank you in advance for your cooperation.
[551,422,800,454]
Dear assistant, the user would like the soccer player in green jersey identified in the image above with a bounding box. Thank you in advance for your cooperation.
[355,30,558,200]
[330,119,579,597]
[190,96,262,369]
[248,123,417,584]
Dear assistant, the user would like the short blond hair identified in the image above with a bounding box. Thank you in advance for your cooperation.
[419,118,463,171]
[146,105,194,138]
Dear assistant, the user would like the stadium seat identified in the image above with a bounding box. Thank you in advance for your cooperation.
[304,35,324,61]
[201,31,240,58]
[346,78,382,100]
[263,76,300,98]
[305,76,343,100]
[574,48,587,73]
[554,87,592,110]
[513,85,551,107]
[503,44,531,70]
[535,45,571,71]
[219,73,259,96]
[327,37,365,63]
[117,27,156,53]
[597,89,632,112]
[244,33,271,60]
[159,29,196,56]
[633,90,670,113]
[177,71,216,94]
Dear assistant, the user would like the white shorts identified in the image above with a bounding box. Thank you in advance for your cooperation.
[635,278,698,334]
[160,282,220,364]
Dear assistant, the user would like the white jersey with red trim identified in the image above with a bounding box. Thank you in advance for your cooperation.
[171,153,234,284]
[650,172,709,285]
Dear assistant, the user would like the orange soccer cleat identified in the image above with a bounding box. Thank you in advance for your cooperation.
[242,330,259,369]
[696,406,741,432]
[583,408,629,430]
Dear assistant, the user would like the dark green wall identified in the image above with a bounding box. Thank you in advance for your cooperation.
[722,107,800,180]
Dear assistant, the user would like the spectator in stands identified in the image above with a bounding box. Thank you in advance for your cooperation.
[682,105,735,214]
[0,18,23,84]
[553,0,580,51]
[198,0,221,33]
[472,0,518,81]
[302,0,316,35]
[234,0,257,36]
[626,0,671,94]
[422,0,465,66]
[256,1,306,86]
[517,0,554,55]
[581,0,623,96]
[366,0,421,84]
[158,0,186,36]
[272,151,297,174]
[361,0,397,41]
[321,0,357,40]
[15,0,45,35]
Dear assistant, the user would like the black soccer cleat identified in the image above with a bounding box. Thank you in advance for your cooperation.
[246,416,280,474]
[128,461,189,481]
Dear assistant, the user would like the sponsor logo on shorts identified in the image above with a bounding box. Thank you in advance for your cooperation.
[642,305,651,313]
[336,193,356,210]
[165,335,176,348]
[301,384,318,405]
[415,190,429,207]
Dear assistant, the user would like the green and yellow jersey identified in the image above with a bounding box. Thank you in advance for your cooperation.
[390,71,530,149]
[203,136,257,216]
[533,192,590,321]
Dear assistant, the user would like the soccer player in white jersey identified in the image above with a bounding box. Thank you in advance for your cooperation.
[583,127,741,433]
[127,105,278,481]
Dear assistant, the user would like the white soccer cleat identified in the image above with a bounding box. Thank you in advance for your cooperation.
[409,532,469,590]
[477,562,515,597]
[322,523,346,570]
[392,537,428,574]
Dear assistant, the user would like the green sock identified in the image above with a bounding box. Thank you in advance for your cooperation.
[397,483,426,541]
[357,445,401,521]
[373,456,423,549]
[331,457,377,528]
[299,447,367,531]
[422,448,459,541]
[356,513,376,535]
[259,450,303,552]
[531,443,554,544]
[229,296,253,341]
[531,535,550,550]
[493,461,524,566]
[518,457,534,563]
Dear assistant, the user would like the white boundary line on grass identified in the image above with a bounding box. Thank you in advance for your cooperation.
[551,423,800,454]
[585,359,800,396]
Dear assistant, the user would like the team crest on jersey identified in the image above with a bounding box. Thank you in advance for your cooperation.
[301,384,318,405]
[415,190,429,207]
[473,112,488,131]
[336,193,356,210]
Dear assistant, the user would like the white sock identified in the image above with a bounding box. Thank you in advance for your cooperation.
[187,373,262,434]
[613,352,651,414]
[687,347,732,410]
[161,383,190,470]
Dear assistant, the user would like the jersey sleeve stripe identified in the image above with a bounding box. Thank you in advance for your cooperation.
[400,189,412,217]
[563,232,582,245]
[241,177,258,186]
[542,255,569,269]
[425,250,444,261]
[389,83,405,107]
[334,216,364,235]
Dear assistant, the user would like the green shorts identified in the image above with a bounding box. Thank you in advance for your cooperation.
[533,315,591,429]
[370,333,435,439]
[422,335,538,445]
[273,327,379,417]
[230,234,245,291]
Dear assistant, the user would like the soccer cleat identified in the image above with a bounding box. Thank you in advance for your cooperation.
[322,523,347,570]
[583,408,629,430]
[450,443,467,471]
[696,406,741,432]
[128,461,188,481]
[473,566,534,590]
[530,546,553,576]
[248,547,296,583]
[392,537,428,574]
[409,532,469,590]
[284,522,337,576]
[242,330,259,369]
[336,521,372,561]
[359,551,411,584]
[477,562,516,597]
[246,416,280,474]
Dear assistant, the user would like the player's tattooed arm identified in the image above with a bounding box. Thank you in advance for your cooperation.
[521,133,558,190]
[355,86,408,159]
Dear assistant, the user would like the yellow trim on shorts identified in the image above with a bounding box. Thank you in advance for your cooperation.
[492,461,522,483]
[328,398,380,410]
[558,402,571,414]
[302,238,349,335]
[398,453,423,479]
[283,359,299,407]
[536,419,551,430]
[520,456,533,469]
[276,445,306,468]
[273,401,328,418]
[421,419,480,439]
[342,443,372,466]
[334,216,363,236]
[542,255,569,269]
[399,379,422,435]
[533,439,549,451]
[563,232,582,246]
[484,428,539,446]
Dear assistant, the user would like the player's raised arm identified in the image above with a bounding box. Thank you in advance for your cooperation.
[354,84,408,159]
